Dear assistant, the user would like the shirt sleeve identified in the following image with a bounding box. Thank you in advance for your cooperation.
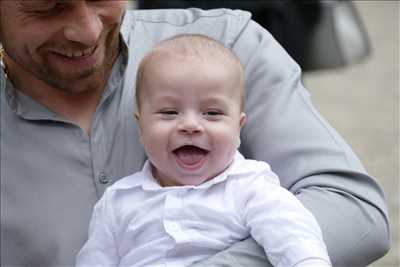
[230,13,390,267]
[240,172,331,267]
[75,190,119,266]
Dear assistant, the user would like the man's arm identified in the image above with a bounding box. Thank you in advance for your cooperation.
[193,14,390,267]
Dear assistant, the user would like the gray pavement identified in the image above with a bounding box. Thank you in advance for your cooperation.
[304,1,399,266]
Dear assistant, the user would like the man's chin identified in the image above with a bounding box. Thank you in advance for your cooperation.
[43,69,105,94]
[48,77,103,94]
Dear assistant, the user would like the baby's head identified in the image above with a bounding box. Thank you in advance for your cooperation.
[135,34,246,186]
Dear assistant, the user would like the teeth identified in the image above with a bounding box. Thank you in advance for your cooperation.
[59,46,95,59]
[83,47,93,56]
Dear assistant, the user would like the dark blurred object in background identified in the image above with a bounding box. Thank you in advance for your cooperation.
[137,0,370,72]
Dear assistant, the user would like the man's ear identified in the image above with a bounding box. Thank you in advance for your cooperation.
[239,112,247,128]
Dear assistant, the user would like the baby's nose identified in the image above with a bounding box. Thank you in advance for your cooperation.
[177,114,204,135]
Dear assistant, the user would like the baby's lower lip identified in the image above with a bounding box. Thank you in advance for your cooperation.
[174,153,207,171]
[173,146,209,171]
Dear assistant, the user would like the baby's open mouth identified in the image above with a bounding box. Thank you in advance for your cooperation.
[173,145,209,166]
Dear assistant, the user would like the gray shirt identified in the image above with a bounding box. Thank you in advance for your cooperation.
[1,8,389,267]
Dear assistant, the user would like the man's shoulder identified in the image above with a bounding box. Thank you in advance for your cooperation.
[122,8,252,48]
[130,8,251,26]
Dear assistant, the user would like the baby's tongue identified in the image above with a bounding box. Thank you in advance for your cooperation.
[175,146,207,165]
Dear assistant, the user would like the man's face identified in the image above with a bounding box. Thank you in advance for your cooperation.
[136,55,246,187]
[0,0,127,93]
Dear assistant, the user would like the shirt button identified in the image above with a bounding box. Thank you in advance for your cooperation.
[98,172,109,184]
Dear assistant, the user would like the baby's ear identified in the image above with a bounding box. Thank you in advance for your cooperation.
[239,112,246,128]
[133,112,144,144]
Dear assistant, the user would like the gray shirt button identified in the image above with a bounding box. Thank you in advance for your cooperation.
[98,172,109,184]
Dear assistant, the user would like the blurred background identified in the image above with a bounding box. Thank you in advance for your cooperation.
[304,2,398,266]
[129,1,399,266]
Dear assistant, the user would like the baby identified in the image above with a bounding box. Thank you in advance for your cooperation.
[76,34,331,267]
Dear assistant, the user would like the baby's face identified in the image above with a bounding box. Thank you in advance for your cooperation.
[136,55,246,186]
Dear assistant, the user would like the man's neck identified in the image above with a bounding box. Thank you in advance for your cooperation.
[5,55,110,135]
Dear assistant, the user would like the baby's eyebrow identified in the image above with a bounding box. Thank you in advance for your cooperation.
[201,97,229,108]
[153,95,180,103]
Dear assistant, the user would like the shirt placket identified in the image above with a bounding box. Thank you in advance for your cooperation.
[163,189,190,264]
[90,114,110,197]
[88,60,121,197]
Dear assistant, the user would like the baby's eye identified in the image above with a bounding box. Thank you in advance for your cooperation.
[203,110,223,116]
[203,109,226,121]
[159,110,178,115]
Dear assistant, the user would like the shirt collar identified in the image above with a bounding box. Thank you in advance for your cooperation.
[4,79,59,121]
[120,10,133,46]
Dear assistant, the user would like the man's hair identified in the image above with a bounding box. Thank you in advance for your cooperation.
[135,34,245,111]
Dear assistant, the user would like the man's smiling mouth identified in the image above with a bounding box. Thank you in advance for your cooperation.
[54,46,97,59]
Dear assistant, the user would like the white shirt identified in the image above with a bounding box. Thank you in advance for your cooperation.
[76,152,331,267]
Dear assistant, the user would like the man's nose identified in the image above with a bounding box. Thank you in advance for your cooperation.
[63,3,102,46]
[177,114,204,135]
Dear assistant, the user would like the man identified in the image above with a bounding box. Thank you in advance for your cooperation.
[0,1,390,266]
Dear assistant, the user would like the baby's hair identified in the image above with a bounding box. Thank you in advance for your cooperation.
[135,34,245,111]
